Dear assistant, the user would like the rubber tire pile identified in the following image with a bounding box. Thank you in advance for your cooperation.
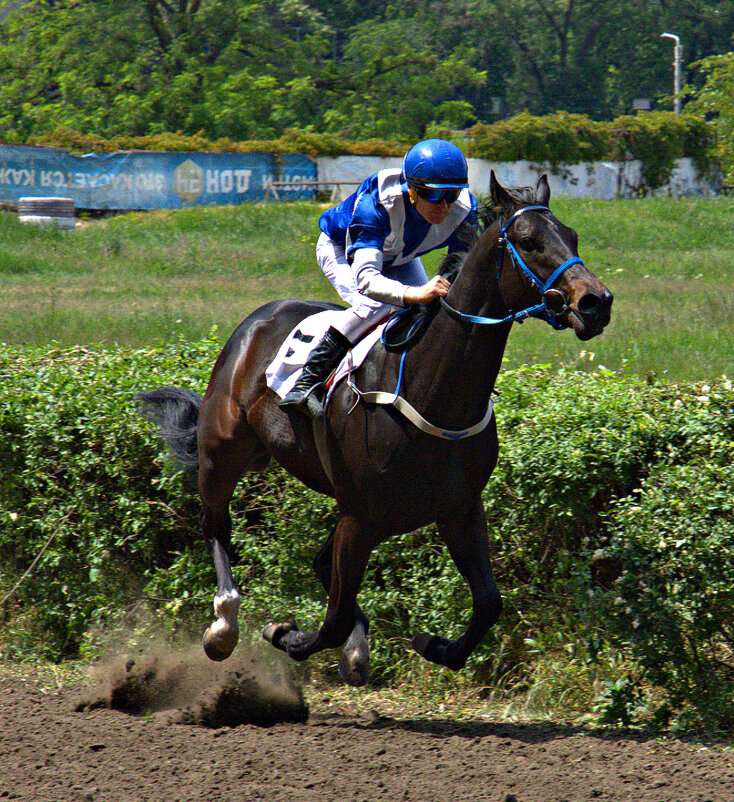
[18,196,76,229]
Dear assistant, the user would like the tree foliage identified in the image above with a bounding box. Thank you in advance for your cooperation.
[687,52,734,185]
[1,0,733,144]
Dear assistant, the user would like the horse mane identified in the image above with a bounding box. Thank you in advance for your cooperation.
[438,184,542,282]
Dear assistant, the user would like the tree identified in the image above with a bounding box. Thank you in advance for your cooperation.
[687,52,734,184]
[459,0,734,119]
[321,10,484,139]
[0,0,732,143]
[0,0,332,139]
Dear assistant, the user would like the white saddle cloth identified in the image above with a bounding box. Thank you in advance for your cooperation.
[265,310,384,401]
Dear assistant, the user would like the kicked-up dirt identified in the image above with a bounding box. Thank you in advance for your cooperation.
[1,645,733,802]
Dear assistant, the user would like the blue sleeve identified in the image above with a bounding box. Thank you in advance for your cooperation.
[345,180,391,261]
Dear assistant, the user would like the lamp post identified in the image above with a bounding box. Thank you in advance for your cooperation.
[661,33,682,115]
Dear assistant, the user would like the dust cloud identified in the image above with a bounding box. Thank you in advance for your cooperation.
[76,643,308,727]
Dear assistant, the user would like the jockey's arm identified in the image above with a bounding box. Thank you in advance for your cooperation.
[352,248,450,307]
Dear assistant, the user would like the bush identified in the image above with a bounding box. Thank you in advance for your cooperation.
[601,380,734,729]
[20,113,716,192]
[1,342,733,729]
[609,112,715,190]
[23,127,407,158]
[469,112,611,166]
[468,111,715,191]
[0,339,217,658]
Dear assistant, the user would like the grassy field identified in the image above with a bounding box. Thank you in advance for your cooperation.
[1,195,733,381]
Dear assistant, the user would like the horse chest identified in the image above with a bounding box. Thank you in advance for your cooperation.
[336,424,496,528]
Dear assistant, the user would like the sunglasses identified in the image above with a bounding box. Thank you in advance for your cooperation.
[412,185,461,205]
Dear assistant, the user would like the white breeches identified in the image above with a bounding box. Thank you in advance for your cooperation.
[316,232,428,342]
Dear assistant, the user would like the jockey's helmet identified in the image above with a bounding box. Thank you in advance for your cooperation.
[402,139,469,190]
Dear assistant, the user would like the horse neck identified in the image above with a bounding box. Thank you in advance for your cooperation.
[447,223,513,326]
[403,225,514,425]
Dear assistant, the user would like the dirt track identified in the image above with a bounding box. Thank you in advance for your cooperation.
[1,649,733,802]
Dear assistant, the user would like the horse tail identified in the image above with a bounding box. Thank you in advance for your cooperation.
[136,387,202,486]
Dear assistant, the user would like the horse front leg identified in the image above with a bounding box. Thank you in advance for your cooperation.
[201,504,241,661]
[263,515,371,670]
[413,497,502,671]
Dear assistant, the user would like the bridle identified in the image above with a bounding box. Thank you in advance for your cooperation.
[361,204,586,441]
[439,205,585,330]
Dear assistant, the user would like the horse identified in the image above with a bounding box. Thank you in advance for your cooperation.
[137,171,613,687]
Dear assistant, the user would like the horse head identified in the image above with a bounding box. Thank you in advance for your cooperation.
[488,170,613,340]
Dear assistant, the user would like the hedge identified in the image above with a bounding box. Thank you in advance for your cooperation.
[1,342,732,729]
[18,111,717,192]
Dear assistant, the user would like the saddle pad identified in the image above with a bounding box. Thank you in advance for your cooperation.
[266,310,384,400]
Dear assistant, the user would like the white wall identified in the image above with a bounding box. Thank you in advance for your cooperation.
[317,156,717,202]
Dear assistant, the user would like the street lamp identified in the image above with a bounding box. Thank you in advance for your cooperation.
[661,33,682,115]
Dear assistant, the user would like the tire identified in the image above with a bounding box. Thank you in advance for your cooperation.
[17,196,76,229]
[17,196,75,217]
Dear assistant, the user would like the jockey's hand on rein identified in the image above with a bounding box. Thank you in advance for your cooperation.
[403,275,451,305]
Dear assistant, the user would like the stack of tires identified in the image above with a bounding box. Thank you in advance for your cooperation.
[17,197,76,230]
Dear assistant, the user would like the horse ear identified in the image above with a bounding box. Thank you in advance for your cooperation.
[489,170,515,214]
[536,174,551,205]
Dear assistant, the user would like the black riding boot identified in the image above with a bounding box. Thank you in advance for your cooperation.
[278,326,351,418]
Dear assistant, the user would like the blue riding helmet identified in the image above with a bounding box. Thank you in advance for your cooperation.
[402,139,469,190]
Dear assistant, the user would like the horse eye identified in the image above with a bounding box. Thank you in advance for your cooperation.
[518,237,536,250]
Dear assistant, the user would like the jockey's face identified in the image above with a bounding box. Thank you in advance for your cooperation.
[410,190,452,225]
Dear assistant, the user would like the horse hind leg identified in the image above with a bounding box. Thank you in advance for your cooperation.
[199,410,270,662]
[312,525,370,687]
[263,515,372,681]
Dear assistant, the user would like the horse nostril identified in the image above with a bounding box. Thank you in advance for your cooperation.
[578,292,600,315]
[577,290,613,319]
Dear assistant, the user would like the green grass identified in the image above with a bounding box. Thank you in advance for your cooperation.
[1,195,733,380]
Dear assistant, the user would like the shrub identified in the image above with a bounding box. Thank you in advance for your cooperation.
[469,112,610,166]
[601,380,734,729]
[1,341,733,729]
[0,339,217,658]
[19,113,715,191]
[23,127,407,158]
[609,112,716,190]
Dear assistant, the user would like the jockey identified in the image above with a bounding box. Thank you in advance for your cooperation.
[279,138,478,418]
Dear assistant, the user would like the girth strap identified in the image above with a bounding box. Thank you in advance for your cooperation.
[312,414,334,485]
[347,381,495,440]
[346,350,494,441]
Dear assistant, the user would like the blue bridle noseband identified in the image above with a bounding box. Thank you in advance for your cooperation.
[440,204,585,330]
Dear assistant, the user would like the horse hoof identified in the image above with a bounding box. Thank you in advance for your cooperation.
[338,645,369,687]
[262,622,298,650]
[412,633,467,671]
[412,633,449,667]
[202,626,238,662]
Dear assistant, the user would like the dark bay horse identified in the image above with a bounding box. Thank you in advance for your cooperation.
[138,172,612,686]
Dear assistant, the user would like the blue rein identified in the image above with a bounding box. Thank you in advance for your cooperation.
[439,204,585,330]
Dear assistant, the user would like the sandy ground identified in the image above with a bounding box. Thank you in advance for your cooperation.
[1,647,733,802]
